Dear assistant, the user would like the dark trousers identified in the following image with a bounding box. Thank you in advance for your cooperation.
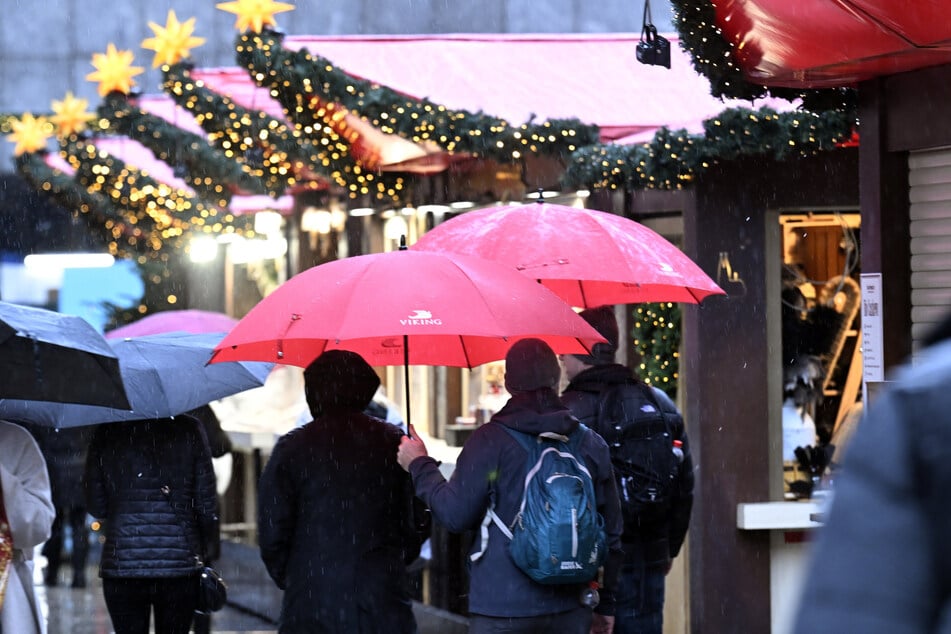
[469,606,592,634]
[42,505,89,585]
[614,553,666,634]
[102,576,198,634]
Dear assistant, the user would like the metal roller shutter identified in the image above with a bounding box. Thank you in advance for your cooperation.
[910,147,951,348]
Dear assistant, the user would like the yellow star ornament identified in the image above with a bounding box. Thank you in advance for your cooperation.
[216,0,295,33]
[142,10,206,68]
[6,114,51,156]
[50,92,96,137]
[86,43,144,97]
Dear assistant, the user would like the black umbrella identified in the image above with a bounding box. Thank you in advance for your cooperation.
[0,331,273,428]
[0,301,130,408]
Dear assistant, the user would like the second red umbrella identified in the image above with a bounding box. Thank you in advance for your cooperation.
[411,200,724,308]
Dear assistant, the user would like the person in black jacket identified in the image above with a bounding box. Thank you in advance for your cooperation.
[258,349,428,634]
[85,415,218,634]
[560,306,694,634]
[398,338,623,634]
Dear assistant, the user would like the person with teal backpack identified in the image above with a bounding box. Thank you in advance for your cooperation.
[398,338,623,634]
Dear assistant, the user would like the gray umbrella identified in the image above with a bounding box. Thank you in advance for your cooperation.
[0,301,130,408]
[0,331,273,428]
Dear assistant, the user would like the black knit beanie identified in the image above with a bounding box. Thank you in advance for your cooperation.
[572,305,619,365]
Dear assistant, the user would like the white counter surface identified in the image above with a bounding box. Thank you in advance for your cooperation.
[736,501,824,530]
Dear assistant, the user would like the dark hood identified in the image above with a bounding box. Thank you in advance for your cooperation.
[304,350,381,414]
[491,388,579,436]
[565,362,635,394]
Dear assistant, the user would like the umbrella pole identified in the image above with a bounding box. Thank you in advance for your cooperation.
[403,334,411,436]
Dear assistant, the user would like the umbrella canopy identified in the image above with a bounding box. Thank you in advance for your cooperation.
[411,201,725,308]
[209,247,606,369]
[0,332,273,428]
[0,301,130,408]
[106,309,238,339]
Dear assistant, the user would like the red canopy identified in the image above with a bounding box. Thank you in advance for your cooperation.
[712,0,951,87]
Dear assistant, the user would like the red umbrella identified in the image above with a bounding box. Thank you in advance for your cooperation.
[411,200,724,308]
[209,246,606,426]
[106,309,238,339]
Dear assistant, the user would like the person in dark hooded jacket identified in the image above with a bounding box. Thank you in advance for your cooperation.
[258,349,428,634]
[85,415,218,634]
[560,306,694,634]
[398,338,623,634]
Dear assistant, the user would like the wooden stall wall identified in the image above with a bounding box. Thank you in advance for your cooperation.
[682,149,859,633]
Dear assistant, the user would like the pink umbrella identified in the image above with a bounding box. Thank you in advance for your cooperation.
[411,200,725,308]
[106,310,238,339]
[209,245,606,427]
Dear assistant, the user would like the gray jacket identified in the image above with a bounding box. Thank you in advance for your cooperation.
[794,337,951,633]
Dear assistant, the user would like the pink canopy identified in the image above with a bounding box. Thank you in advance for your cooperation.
[283,33,796,142]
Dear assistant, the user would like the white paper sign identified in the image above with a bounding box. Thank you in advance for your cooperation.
[860,273,885,382]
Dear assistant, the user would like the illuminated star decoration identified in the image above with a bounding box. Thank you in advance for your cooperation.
[6,113,51,156]
[86,43,144,97]
[49,92,96,138]
[216,0,295,33]
[141,10,206,68]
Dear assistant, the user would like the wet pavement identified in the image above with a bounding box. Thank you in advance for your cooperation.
[37,568,278,634]
[35,539,467,634]
[36,540,274,634]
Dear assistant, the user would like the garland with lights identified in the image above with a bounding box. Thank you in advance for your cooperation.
[162,61,408,202]
[62,138,255,242]
[563,106,854,191]
[96,92,270,205]
[15,153,185,320]
[235,29,600,164]
[632,302,682,398]
[669,0,856,114]
[15,152,141,258]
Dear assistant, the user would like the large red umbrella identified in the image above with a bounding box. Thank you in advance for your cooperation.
[411,200,724,308]
[210,246,606,426]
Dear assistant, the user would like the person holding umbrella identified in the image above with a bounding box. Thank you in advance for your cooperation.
[257,350,429,634]
[397,338,623,634]
[85,414,219,634]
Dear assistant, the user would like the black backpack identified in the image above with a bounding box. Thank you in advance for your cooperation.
[595,382,680,525]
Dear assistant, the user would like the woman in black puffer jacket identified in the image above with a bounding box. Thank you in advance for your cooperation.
[86,415,218,634]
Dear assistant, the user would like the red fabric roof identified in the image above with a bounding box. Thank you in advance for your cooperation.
[713,0,951,87]
[281,33,794,140]
[192,34,794,148]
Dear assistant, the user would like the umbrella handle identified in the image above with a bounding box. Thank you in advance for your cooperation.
[403,334,412,438]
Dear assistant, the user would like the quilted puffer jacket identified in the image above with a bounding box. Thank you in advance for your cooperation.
[85,416,218,578]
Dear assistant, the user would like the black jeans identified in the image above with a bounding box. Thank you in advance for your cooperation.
[102,576,199,634]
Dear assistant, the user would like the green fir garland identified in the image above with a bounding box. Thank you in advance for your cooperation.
[632,302,682,398]
[97,91,270,205]
[235,30,600,164]
[563,106,854,191]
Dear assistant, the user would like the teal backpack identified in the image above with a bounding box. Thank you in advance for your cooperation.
[472,424,607,584]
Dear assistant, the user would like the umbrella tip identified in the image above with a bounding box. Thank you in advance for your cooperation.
[399,235,407,250]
